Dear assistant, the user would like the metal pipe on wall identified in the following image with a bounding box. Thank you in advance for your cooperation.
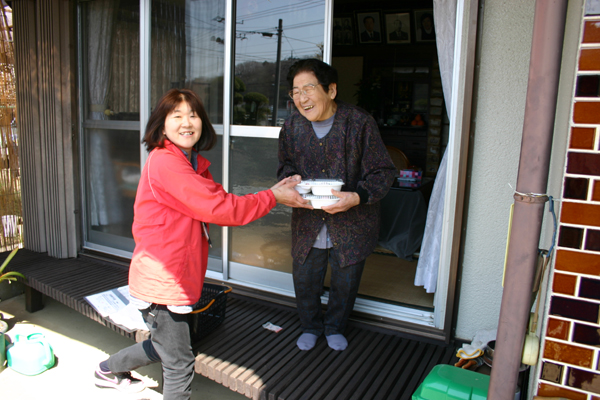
[488,0,567,399]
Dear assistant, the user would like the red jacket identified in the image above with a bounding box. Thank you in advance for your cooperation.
[129,140,276,305]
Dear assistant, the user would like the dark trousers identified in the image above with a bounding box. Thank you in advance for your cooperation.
[293,248,366,336]
[107,304,195,400]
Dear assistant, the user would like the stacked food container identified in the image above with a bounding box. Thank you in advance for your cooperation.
[294,179,344,209]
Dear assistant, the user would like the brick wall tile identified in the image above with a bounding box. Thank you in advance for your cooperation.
[573,322,600,347]
[566,152,600,176]
[546,318,571,340]
[541,361,564,383]
[537,382,588,399]
[561,202,600,227]
[593,180,600,200]
[570,127,596,149]
[550,296,599,323]
[586,229,600,251]
[567,367,600,394]
[543,340,594,367]
[574,101,600,124]
[580,277,600,300]
[583,21,600,43]
[577,75,600,97]
[552,273,578,295]
[555,249,600,276]
[566,177,589,200]
[542,11,600,400]
[580,48,600,71]
[558,226,584,250]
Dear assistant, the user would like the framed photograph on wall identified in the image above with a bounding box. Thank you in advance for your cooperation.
[414,9,436,42]
[333,17,354,45]
[356,11,382,44]
[385,12,411,44]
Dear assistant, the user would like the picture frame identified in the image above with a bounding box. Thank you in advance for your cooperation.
[384,12,411,44]
[333,17,354,46]
[356,11,382,44]
[414,9,435,42]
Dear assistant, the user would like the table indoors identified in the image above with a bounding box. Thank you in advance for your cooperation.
[378,178,434,260]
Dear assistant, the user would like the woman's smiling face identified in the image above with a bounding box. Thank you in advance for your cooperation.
[292,71,337,122]
[163,101,202,155]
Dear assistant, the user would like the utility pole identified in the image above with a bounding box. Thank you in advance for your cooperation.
[272,19,283,126]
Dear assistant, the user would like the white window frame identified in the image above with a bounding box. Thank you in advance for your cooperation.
[83,0,478,336]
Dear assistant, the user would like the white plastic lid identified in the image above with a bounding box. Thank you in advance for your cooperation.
[302,179,344,186]
[296,181,313,188]
[301,194,339,200]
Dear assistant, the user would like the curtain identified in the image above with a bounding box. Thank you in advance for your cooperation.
[87,0,117,120]
[150,0,185,108]
[414,0,457,293]
[107,6,140,114]
[104,0,184,111]
[185,0,225,122]
[87,0,122,227]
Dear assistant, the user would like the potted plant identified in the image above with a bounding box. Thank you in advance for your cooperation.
[0,248,22,370]
[0,248,23,289]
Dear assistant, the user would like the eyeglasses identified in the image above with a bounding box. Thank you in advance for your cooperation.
[288,84,318,100]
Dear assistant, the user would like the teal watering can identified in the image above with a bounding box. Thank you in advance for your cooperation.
[7,333,55,375]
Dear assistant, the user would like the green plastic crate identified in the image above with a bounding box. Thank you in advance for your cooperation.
[412,364,490,400]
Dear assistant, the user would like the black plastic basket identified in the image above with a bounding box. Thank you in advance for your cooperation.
[188,283,232,343]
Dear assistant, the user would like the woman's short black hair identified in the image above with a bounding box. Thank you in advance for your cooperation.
[286,59,338,93]
[142,88,217,153]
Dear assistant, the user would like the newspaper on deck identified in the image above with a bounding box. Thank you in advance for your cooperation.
[84,286,147,333]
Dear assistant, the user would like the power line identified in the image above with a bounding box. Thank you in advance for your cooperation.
[236,1,323,23]
[281,34,322,46]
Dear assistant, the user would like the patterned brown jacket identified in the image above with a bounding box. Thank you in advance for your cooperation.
[277,101,396,267]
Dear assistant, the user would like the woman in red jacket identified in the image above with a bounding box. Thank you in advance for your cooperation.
[94,89,306,399]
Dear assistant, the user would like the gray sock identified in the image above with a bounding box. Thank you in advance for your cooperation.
[326,334,348,351]
[297,333,319,351]
[99,360,111,373]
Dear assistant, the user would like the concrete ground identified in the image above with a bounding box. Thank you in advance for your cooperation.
[0,294,246,400]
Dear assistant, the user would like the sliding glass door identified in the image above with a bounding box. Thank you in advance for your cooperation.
[78,0,467,334]
[80,1,141,256]
[226,0,328,293]
[79,0,226,268]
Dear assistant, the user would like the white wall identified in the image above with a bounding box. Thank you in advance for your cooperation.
[454,0,537,340]
[455,0,583,341]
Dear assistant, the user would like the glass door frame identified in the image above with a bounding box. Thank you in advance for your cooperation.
[206,0,439,329]
[78,1,141,259]
[108,0,476,334]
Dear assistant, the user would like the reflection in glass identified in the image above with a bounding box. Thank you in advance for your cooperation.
[234,0,325,127]
[200,135,223,261]
[84,1,140,121]
[230,138,292,272]
[82,1,141,253]
[149,0,225,265]
[151,0,226,124]
[85,129,140,250]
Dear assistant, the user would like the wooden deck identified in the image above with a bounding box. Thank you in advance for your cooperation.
[5,249,459,400]
[5,248,136,340]
[193,297,457,400]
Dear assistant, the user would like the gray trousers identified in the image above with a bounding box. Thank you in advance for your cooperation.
[107,304,195,400]
[293,248,366,337]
